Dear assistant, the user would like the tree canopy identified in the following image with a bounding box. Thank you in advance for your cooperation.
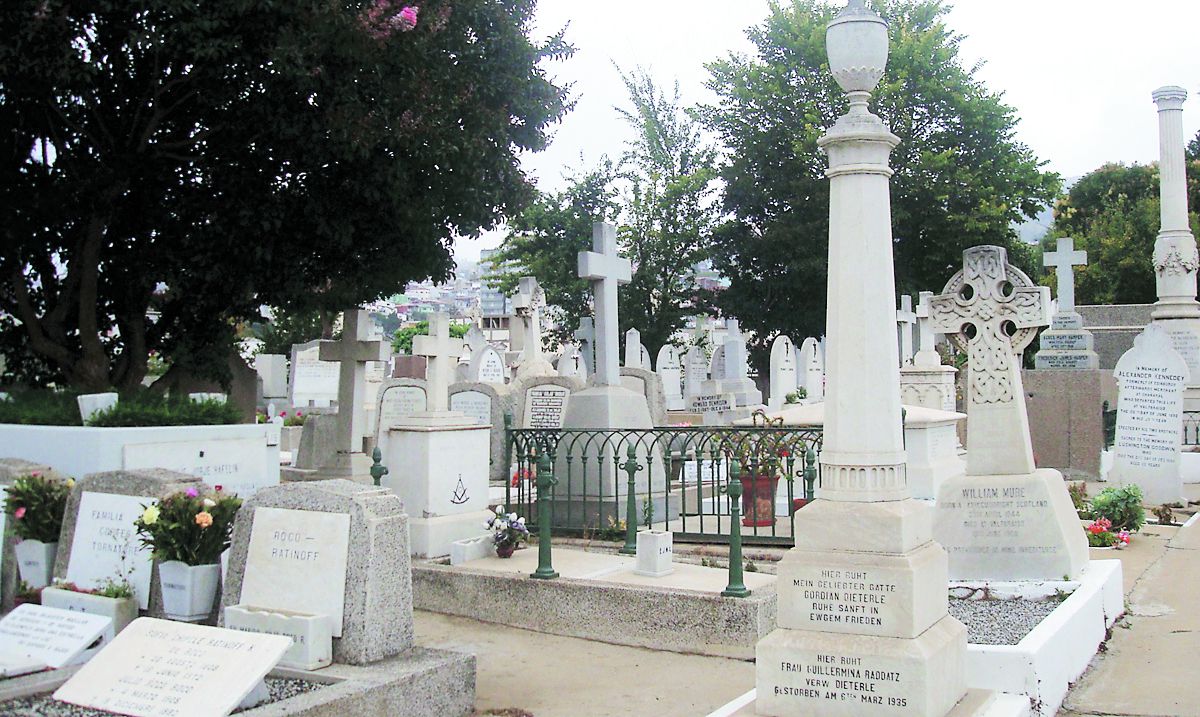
[1,0,572,391]
[698,0,1059,368]
[1046,132,1200,306]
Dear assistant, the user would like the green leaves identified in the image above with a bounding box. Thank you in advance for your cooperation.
[134,489,242,566]
[4,474,71,543]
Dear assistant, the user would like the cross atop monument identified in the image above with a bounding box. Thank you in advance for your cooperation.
[320,309,389,453]
[896,294,916,366]
[512,276,545,364]
[929,246,1050,474]
[723,319,748,379]
[578,222,631,386]
[1043,237,1087,316]
[412,312,461,413]
[913,290,940,368]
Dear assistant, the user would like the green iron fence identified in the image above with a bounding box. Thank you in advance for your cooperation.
[504,421,823,547]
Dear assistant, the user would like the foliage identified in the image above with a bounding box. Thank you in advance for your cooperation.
[1,0,573,392]
[490,163,619,346]
[51,579,134,600]
[251,308,331,356]
[698,0,1059,370]
[86,396,241,427]
[281,410,308,428]
[1067,482,1090,519]
[0,389,84,426]
[1085,517,1130,549]
[135,488,242,566]
[1151,504,1176,526]
[1089,485,1146,532]
[391,320,469,354]
[614,68,719,357]
[486,506,529,551]
[1047,150,1200,305]
[785,389,806,404]
[4,473,72,543]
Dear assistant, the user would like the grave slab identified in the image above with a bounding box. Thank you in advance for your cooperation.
[0,603,113,669]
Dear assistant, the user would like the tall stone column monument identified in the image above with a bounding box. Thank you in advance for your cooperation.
[754,4,977,715]
[1150,86,1200,401]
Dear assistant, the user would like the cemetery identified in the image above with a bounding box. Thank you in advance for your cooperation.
[1,1,1199,716]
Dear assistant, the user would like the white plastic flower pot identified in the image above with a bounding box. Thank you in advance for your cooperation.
[225,605,333,670]
[14,539,57,589]
[158,560,220,622]
[41,587,139,635]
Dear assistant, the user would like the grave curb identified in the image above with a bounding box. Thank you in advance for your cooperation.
[0,646,475,717]
[412,561,776,660]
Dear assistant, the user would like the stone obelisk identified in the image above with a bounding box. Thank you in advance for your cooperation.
[754,2,970,715]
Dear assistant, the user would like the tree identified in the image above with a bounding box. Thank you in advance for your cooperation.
[615,69,718,356]
[1048,148,1200,305]
[1,0,572,391]
[391,321,468,354]
[698,0,1059,369]
[489,163,619,346]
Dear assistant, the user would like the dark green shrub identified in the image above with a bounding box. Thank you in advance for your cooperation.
[0,390,84,426]
[1090,485,1146,532]
[87,395,240,427]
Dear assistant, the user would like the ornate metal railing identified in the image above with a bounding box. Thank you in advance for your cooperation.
[504,421,823,546]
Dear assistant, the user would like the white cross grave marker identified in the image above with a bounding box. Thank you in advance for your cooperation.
[896,294,916,366]
[319,309,389,452]
[412,312,461,413]
[1042,237,1087,316]
[913,290,940,368]
[578,222,632,387]
[929,246,1050,475]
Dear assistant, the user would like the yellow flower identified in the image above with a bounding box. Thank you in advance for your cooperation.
[141,505,160,525]
[194,511,213,529]
[66,478,75,488]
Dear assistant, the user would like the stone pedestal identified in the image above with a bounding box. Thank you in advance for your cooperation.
[380,413,491,558]
[902,407,966,500]
[1034,313,1100,370]
[933,469,1088,581]
[900,365,958,413]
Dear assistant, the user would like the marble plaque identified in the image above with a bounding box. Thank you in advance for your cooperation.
[290,344,338,405]
[66,492,156,610]
[378,385,426,430]
[477,349,506,384]
[124,437,272,498]
[450,390,492,426]
[1034,352,1096,370]
[0,604,113,669]
[1040,332,1090,351]
[1165,324,1200,381]
[522,385,570,429]
[53,617,290,717]
[689,394,732,414]
[240,507,351,637]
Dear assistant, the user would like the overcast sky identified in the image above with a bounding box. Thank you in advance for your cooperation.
[453,0,1200,263]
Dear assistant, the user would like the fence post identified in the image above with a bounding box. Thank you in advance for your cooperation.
[530,452,559,580]
[619,443,642,556]
[803,448,818,501]
[722,459,751,598]
[369,447,388,487]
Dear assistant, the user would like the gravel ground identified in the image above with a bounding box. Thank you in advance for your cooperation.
[0,677,323,716]
[948,597,1062,645]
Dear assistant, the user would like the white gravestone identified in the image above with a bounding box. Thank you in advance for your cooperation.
[896,294,916,366]
[450,390,493,426]
[53,617,291,717]
[376,384,427,434]
[66,492,155,610]
[1110,324,1189,505]
[798,337,824,401]
[289,341,339,407]
[522,385,571,429]
[769,335,799,409]
[683,346,708,398]
[77,393,118,423]
[239,507,351,637]
[655,344,684,410]
[254,354,288,399]
[124,438,274,499]
[0,603,114,669]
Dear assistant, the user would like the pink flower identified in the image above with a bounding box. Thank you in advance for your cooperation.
[397,5,419,30]
[195,511,213,529]
[185,487,199,498]
[280,411,288,417]
[215,485,223,492]
[14,507,26,520]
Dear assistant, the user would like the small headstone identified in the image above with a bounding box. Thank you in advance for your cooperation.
[1110,324,1189,504]
[634,530,673,577]
[450,390,492,426]
[896,294,917,366]
[375,381,428,437]
[76,392,118,422]
[521,384,572,429]
[0,603,114,669]
[64,491,156,610]
[768,335,798,409]
[239,507,351,636]
[799,337,824,401]
[655,344,684,410]
[53,617,290,717]
[683,346,709,398]
[254,353,289,399]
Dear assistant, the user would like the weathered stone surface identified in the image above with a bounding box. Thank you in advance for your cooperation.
[221,480,413,665]
[1022,369,1112,480]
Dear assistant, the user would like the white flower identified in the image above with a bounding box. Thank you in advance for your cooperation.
[494,506,504,516]
[506,513,517,521]
[202,498,216,508]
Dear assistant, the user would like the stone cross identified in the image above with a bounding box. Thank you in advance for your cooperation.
[1042,237,1087,316]
[578,222,631,386]
[896,294,916,366]
[723,319,747,378]
[929,246,1050,475]
[412,312,460,413]
[512,276,545,365]
[913,291,940,368]
[320,310,389,452]
[574,317,595,374]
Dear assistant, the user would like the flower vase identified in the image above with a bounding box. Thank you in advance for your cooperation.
[740,474,780,527]
[496,543,516,559]
[14,539,57,589]
[158,561,220,622]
